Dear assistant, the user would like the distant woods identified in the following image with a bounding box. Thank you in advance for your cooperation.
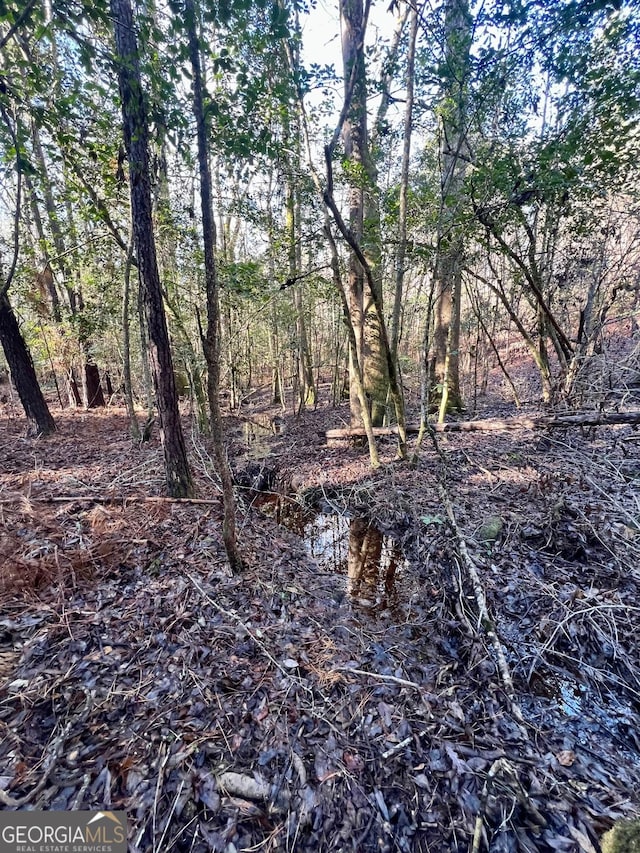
[0,0,639,461]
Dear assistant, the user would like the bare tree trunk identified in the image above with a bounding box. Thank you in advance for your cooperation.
[293,284,315,407]
[111,0,193,498]
[268,304,284,407]
[286,173,315,408]
[24,174,62,322]
[185,0,242,571]
[391,4,418,362]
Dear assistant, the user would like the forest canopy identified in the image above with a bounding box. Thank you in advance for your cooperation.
[0,0,639,479]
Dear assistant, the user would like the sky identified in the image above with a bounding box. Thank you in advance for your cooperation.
[298,0,407,129]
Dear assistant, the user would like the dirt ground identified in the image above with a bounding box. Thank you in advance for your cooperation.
[1,378,639,852]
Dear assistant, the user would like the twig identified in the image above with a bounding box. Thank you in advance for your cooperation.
[152,743,170,853]
[186,573,312,692]
[527,602,640,685]
[381,736,413,760]
[439,483,527,731]
[156,780,185,853]
[471,756,548,853]
[70,773,91,811]
[0,719,73,807]
[332,666,421,691]
[471,758,506,853]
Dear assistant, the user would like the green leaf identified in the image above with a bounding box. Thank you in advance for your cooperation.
[421,515,444,526]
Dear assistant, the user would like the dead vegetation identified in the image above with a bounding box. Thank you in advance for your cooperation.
[1,392,639,852]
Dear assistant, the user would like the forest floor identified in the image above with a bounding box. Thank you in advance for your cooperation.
[1,372,640,852]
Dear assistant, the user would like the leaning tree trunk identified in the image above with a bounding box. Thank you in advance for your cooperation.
[0,294,56,436]
[184,0,242,572]
[111,0,193,498]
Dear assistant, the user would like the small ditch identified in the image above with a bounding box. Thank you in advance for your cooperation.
[254,493,421,613]
[238,420,280,460]
[244,467,640,765]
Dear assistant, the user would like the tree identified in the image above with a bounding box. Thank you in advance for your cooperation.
[390,2,418,365]
[338,0,391,427]
[183,0,242,571]
[431,0,472,418]
[110,0,193,498]
[0,102,55,436]
[0,294,56,435]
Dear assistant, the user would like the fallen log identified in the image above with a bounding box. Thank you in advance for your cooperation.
[326,410,640,440]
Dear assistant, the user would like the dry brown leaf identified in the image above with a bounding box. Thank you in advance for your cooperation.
[556,750,576,767]
[343,751,364,773]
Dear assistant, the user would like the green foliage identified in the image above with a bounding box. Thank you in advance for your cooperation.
[219,259,269,300]
[601,819,640,853]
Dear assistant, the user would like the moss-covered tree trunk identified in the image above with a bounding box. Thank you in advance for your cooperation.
[339,0,389,427]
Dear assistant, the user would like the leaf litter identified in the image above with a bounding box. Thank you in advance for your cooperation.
[0,402,639,852]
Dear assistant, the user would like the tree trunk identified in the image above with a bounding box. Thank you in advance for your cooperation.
[268,304,284,407]
[391,4,418,363]
[84,363,106,408]
[111,0,193,498]
[0,294,56,436]
[339,0,389,426]
[21,46,105,407]
[185,0,242,571]
[432,0,471,416]
[24,174,62,322]
[293,284,315,407]
[286,176,315,408]
[122,234,141,441]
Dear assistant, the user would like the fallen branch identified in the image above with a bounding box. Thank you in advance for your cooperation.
[332,666,421,691]
[381,736,413,760]
[439,482,528,734]
[0,495,220,506]
[420,419,530,737]
[326,409,640,439]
